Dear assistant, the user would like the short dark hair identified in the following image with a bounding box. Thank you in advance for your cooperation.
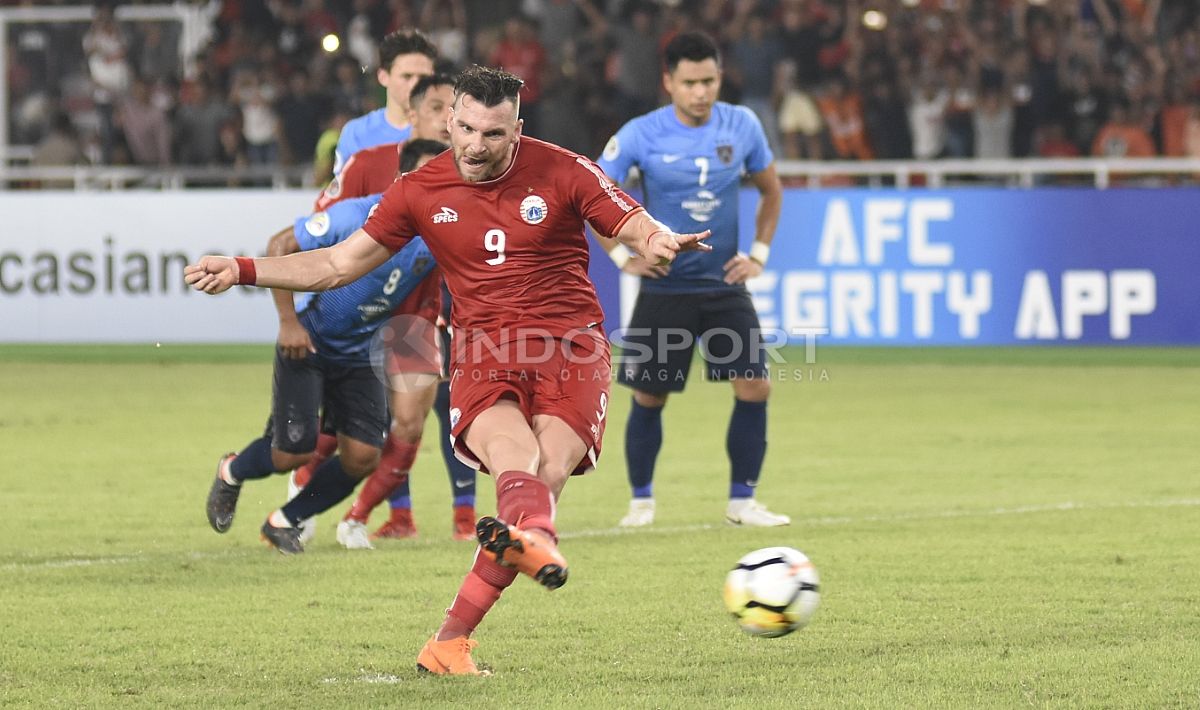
[663,31,721,72]
[379,28,437,71]
[399,139,448,172]
[409,72,456,107]
[454,65,524,108]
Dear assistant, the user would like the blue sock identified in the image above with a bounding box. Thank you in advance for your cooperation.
[228,437,278,482]
[727,399,767,499]
[388,491,412,510]
[280,456,359,525]
[625,398,663,498]
[438,380,476,506]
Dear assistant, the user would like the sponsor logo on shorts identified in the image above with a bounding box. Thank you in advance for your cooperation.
[433,207,459,223]
[520,195,548,225]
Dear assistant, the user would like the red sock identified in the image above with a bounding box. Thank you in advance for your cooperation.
[345,436,418,522]
[440,550,518,639]
[496,470,557,541]
[294,433,338,488]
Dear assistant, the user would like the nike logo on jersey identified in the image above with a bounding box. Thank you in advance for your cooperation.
[661,154,684,163]
[432,207,459,224]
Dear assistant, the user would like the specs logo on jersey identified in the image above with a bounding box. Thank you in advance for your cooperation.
[520,195,548,225]
[432,206,459,224]
[716,144,734,165]
[305,212,331,237]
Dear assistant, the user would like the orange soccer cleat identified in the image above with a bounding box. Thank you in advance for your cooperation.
[475,516,568,590]
[416,635,486,676]
[372,508,418,539]
[452,504,476,541]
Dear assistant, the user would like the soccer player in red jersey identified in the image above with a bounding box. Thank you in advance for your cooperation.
[314,74,454,212]
[296,73,470,543]
[185,66,710,675]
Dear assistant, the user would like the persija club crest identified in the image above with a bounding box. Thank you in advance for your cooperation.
[520,195,548,225]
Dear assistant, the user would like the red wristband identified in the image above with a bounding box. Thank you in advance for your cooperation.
[234,256,257,286]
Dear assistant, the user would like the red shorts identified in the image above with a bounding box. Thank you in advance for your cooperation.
[448,328,611,475]
[383,274,443,377]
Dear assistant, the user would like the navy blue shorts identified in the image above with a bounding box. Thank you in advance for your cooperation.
[265,347,389,454]
[615,288,769,394]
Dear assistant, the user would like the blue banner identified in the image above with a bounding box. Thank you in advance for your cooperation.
[733,188,1200,345]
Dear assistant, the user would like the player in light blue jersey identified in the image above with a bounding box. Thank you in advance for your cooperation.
[203,140,447,554]
[597,32,789,529]
[332,28,436,176]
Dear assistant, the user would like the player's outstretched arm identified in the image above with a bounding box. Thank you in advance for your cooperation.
[185,229,392,295]
[597,235,669,278]
[613,210,711,267]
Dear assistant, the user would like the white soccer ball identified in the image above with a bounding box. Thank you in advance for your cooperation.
[723,546,821,637]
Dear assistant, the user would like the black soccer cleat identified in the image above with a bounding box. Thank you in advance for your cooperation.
[205,453,241,533]
[475,516,568,590]
[260,518,305,555]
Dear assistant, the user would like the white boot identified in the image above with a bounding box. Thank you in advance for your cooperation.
[726,499,790,527]
[618,498,656,528]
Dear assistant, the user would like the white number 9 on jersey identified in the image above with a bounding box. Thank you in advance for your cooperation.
[484,229,506,266]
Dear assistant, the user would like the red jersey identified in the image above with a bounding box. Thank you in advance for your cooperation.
[363,136,641,349]
[314,142,404,211]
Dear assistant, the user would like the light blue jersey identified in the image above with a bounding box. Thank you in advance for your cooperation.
[597,102,772,292]
[333,109,412,175]
[293,194,435,365]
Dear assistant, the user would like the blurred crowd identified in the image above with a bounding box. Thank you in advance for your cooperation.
[11,0,1200,175]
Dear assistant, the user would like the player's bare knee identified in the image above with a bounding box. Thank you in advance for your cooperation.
[534,462,572,499]
[270,449,311,471]
[633,390,668,409]
[389,416,425,444]
[732,376,770,402]
[480,434,540,474]
[338,444,381,478]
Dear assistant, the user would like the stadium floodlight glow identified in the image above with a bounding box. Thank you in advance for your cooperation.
[900,0,920,7]
[322,33,340,53]
[862,10,888,31]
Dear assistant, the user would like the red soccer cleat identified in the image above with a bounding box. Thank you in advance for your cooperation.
[452,504,476,540]
[372,508,418,539]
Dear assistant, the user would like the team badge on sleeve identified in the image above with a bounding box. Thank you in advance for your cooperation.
[305,212,331,236]
[323,176,342,201]
[520,195,548,225]
[602,136,620,161]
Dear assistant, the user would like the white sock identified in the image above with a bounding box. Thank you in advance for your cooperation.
[268,510,292,528]
[219,458,241,487]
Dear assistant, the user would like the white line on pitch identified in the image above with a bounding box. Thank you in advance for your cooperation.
[4,498,1198,571]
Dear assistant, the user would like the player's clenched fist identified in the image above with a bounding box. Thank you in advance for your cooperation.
[184,255,240,294]
[647,229,712,267]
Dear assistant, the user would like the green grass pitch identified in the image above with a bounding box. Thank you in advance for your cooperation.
[1,345,1198,708]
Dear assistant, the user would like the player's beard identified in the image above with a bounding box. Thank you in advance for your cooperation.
[454,145,508,183]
